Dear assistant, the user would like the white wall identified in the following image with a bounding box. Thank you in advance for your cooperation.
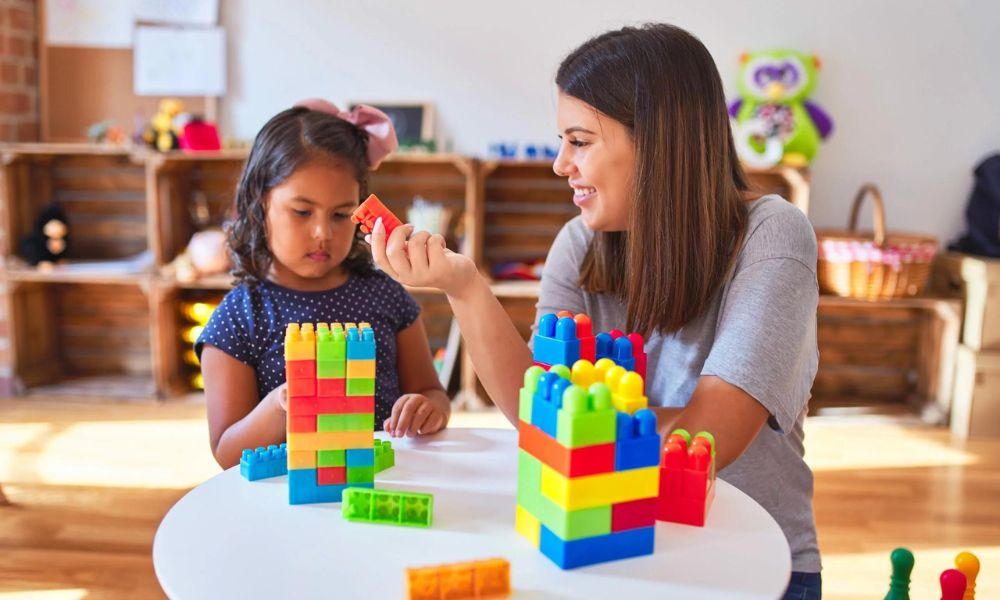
[221,0,1000,241]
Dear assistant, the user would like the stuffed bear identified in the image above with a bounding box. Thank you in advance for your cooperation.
[19,204,69,267]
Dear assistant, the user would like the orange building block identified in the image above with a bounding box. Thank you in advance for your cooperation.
[518,420,615,478]
[406,557,510,600]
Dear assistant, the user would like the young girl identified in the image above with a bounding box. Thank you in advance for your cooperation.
[369,25,821,600]
[197,99,451,470]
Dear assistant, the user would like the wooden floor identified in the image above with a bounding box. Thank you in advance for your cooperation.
[0,398,997,599]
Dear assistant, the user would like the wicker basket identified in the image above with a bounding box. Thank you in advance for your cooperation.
[816,184,938,300]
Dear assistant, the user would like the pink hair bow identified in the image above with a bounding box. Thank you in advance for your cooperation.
[293,98,399,169]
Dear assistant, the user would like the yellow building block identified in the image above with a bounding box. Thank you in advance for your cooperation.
[346,359,376,379]
[515,503,540,548]
[570,359,602,388]
[540,464,659,511]
[284,323,316,361]
[288,450,317,469]
[287,429,373,451]
[611,371,647,414]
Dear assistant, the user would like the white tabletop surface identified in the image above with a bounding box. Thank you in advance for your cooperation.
[153,427,791,599]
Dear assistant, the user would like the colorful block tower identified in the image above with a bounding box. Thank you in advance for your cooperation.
[517,312,661,569]
[533,311,647,380]
[656,428,716,527]
[285,322,377,505]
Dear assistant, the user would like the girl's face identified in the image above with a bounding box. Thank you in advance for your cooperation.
[264,160,360,291]
[552,93,635,231]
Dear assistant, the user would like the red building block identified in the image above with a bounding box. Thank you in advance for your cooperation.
[317,466,346,485]
[287,377,316,398]
[656,432,716,527]
[289,414,317,433]
[287,395,375,416]
[627,332,647,380]
[317,378,346,397]
[612,497,658,532]
[518,420,615,478]
[351,194,403,236]
[286,359,316,380]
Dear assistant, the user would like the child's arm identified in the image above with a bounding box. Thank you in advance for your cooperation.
[202,345,287,468]
[385,317,451,437]
[368,219,532,426]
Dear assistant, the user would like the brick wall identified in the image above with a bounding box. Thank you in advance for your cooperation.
[0,0,36,396]
[0,0,37,142]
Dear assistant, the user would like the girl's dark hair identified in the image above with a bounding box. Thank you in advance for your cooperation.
[229,106,374,285]
[557,23,750,337]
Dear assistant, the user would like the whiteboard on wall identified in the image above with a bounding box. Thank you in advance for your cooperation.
[134,25,226,96]
[134,0,218,26]
[46,0,133,48]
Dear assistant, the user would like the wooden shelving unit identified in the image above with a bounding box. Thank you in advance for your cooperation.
[0,143,958,419]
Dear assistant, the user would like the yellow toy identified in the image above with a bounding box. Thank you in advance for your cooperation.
[143,99,185,152]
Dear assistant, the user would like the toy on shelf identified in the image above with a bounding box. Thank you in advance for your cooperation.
[729,49,833,167]
[285,322,377,504]
[342,487,433,528]
[516,312,661,569]
[18,204,69,268]
[406,557,510,600]
[240,444,288,481]
[656,428,716,527]
[179,117,222,151]
[352,194,403,237]
[86,120,128,146]
[142,98,185,152]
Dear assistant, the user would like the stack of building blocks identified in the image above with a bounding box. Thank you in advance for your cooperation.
[517,324,661,569]
[656,428,716,527]
[533,311,647,380]
[342,487,433,527]
[374,439,395,473]
[240,443,288,481]
[351,193,403,237]
[285,322,377,505]
[406,557,510,600]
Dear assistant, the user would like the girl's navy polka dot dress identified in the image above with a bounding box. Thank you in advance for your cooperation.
[195,271,420,429]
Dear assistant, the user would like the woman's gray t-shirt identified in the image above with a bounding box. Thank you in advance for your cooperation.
[536,195,821,572]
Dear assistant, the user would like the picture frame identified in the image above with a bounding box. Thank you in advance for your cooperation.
[348,101,435,146]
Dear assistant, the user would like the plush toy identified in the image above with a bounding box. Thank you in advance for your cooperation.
[18,204,69,267]
[143,98,186,152]
[729,50,833,167]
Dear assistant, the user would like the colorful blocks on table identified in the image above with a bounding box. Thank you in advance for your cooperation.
[342,487,433,528]
[346,359,376,379]
[555,383,616,448]
[287,429,374,451]
[534,314,581,367]
[240,444,288,481]
[406,557,510,600]
[288,468,371,504]
[539,523,654,569]
[347,378,375,397]
[657,429,716,527]
[614,409,660,470]
[517,450,612,540]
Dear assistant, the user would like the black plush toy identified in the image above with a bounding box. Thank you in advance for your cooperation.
[19,204,69,266]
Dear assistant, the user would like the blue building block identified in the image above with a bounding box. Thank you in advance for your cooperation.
[346,327,376,359]
[533,314,581,367]
[531,372,571,438]
[595,332,614,361]
[539,524,655,569]
[614,409,660,471]
[612,336,636,372]
[240,443,288,481]
[346,448,375,468]
[288,468,373,504]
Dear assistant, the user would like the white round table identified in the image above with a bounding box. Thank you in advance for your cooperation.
[154,428,791,599]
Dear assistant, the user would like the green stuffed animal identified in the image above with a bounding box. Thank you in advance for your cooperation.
[729,49,833,167]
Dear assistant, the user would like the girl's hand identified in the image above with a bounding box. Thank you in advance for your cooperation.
[265,383,288,413]
[367,218,477,298]
[384,393,449,438]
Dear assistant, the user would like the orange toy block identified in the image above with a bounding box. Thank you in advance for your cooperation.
[351,194,403,236]
[518,420,615,478]
[406,557,510,600]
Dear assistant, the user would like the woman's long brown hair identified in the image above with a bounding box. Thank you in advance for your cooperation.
[556,23,750,337]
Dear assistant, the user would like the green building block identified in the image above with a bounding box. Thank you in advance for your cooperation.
[317,360,346,378]
[317,449,346,467]
[519,366,545,423]
[374,439,394,473]
[342,487,433,528]
[346,378,375,396]
[318,413,375,432]
[517,450,611,540]
[347,466,374,484]
[555,383,616,448]
[317,324,346,361]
